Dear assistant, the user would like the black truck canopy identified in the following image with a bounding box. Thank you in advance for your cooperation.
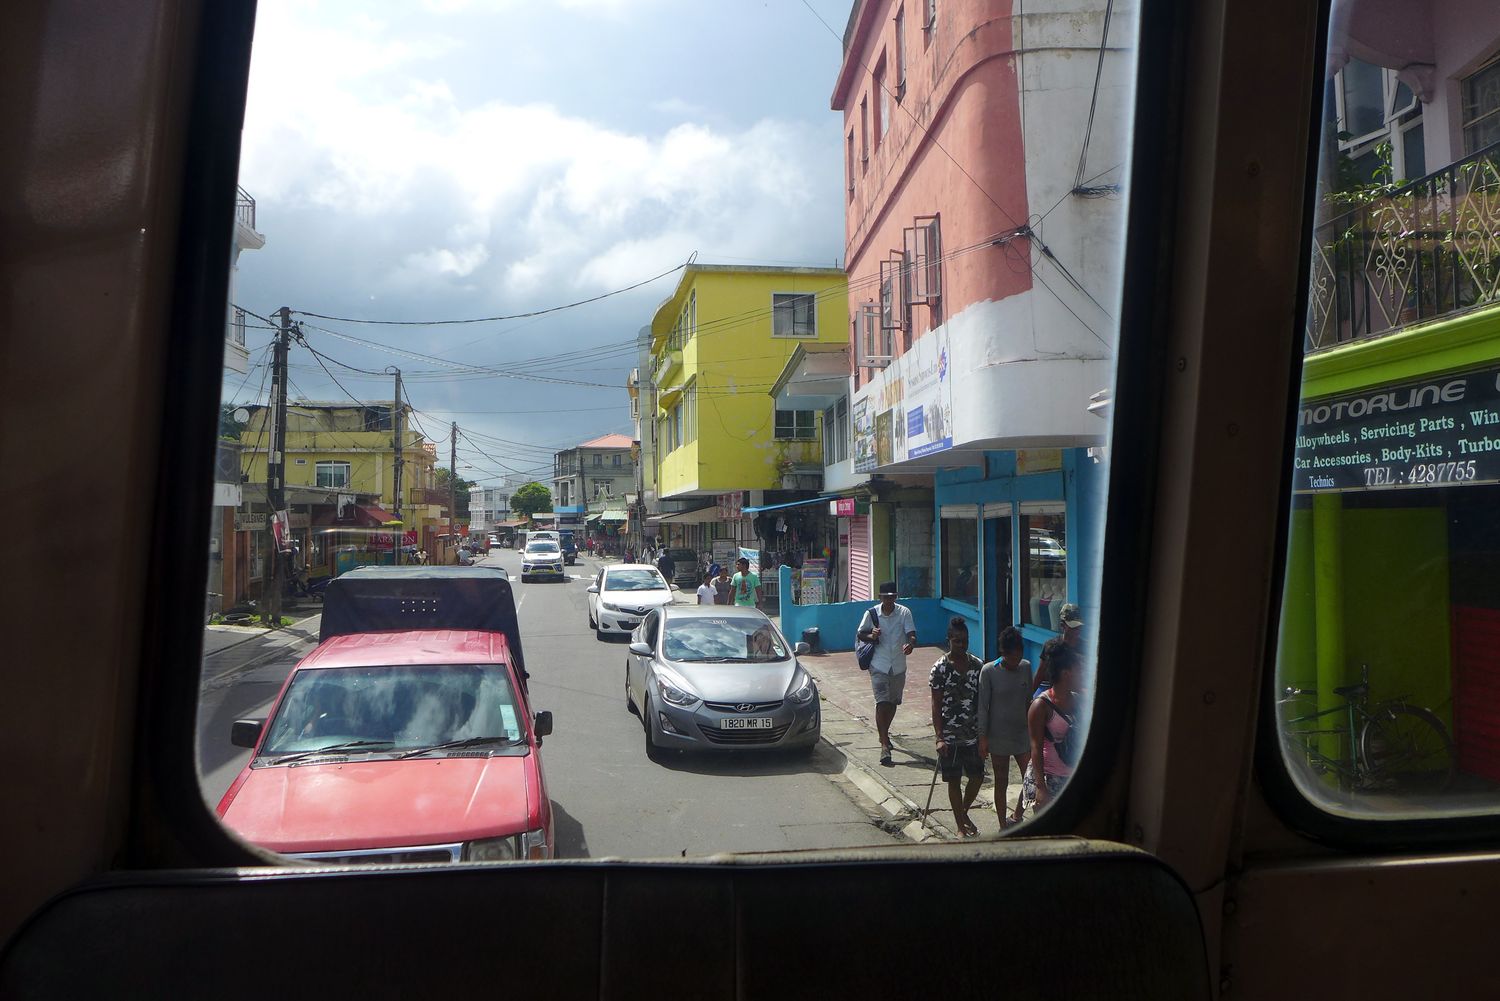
[319,566,526,677]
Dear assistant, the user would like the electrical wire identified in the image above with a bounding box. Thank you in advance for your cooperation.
[290,260,687,327]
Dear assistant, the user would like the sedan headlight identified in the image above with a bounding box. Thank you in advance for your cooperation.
[601,602,621,613]
[656,675,699,707]
[787,669,816,704]
[463,835,519,862]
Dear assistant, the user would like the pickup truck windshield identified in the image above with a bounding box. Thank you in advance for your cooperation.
[260,664,523,757]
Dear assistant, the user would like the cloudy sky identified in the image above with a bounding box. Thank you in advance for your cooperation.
[227,0,855,485]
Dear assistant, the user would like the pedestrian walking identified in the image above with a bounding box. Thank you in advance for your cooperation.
[978,626,1033,828]
[930,617,986,838]
[856,581,916,766]
[1033,602,1084,697]
[730,556,760,608]
[713,564,734,605]
[1024,645,1081,812]
[696,572,715,605]
[657,549,676,585]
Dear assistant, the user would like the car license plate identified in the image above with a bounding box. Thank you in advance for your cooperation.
[720,717,773,730]
[618,620,638,629]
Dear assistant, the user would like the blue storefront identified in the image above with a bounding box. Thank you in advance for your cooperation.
[930,448,1104,664]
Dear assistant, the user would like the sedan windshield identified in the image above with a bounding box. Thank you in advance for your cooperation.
[260,664,524,757]
[605,569,667,592]
[526,542,559,554]
[663,617,789,662]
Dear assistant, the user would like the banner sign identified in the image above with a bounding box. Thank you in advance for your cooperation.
[1294,367,1500,491]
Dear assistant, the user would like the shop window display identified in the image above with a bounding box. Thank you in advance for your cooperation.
[1021,510,1068,629]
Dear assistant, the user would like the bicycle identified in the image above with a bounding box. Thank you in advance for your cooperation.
[1278,664,1456,794]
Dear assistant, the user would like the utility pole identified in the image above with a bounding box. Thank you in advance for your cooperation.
[263,306,292,625]
[449,422,458,564]
[391,369,404,565]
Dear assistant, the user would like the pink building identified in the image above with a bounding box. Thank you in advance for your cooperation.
[791,0,1132,660]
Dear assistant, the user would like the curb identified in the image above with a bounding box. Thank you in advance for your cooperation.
[815,699,959,843]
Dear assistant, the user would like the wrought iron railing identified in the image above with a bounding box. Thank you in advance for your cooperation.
[1306,142,1500,352]
[230,306,247,347]
[236,185,256,230]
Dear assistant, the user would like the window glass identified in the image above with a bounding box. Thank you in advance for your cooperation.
[940,515,978,604]
[1020,511,1068,629]
[1462,57,1500,154]
[204,0,1134,855]
[1340,59,1386,141]
[772,293,817,337]
[775,409,816,440]
[1277,9,1500,820]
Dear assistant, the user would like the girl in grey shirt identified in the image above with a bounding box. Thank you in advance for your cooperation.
[978,626,1033,828]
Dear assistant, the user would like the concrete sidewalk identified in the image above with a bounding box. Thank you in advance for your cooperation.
[796,644,1026,843]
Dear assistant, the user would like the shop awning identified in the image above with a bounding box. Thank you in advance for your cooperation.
[648,506,720,525]
[495,519,527,528]
[589,509,629,523]
[741,495,839,515]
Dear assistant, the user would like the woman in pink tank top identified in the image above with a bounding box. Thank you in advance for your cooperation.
[1024,646,1080,811]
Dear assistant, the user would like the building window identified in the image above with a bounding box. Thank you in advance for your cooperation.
[874,56,888,146]
[685,382,697,442]
[823,397,849,466]
[315,461,350,488]
[1337,58,1387,147]
[612,454,621,467]
[772,293,817,338]
[774,409,816,441]
[940,512,978,605]
[860,95,869,168]
[594,454,602,466]
[1020,507,1069,629]
[847,130,856,196]
[1462,57,1500,155]
[895,6,907,100]
[673,404,683,450]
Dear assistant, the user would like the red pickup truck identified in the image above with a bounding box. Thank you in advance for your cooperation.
[217,567,552,863]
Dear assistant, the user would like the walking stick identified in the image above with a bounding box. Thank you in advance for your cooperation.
[921,753,942,833]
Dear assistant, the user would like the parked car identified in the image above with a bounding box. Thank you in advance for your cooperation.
[587,564,674,640]
[520,539,565,582]
[625,605,818,760]
[217,566,553,863]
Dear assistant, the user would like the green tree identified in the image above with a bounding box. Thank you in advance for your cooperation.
[433,468,476,518]
[511,481,552,520]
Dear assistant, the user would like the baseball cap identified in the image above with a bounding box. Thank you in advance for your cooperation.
[1059,603,1083,627]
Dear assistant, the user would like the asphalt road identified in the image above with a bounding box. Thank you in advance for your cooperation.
[195,549,895,859]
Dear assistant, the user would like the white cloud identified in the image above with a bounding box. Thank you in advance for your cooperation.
[238,5,841,307]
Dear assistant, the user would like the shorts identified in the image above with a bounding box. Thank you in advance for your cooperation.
[870,669,907,706]
[1022,771,1067,808]
[939,743,985,782]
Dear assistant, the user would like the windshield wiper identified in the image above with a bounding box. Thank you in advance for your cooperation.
[397,735,521,759]
[267,739,395,765]
[689,656,755,663]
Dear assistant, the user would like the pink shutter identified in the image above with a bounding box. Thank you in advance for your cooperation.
[848,514,872,601]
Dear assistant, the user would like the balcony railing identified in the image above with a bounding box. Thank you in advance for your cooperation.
[236,185,256,230]
[1306,142,1500,351]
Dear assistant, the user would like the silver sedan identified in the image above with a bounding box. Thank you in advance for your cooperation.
[625,605,820,759]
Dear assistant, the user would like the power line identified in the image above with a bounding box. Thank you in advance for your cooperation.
[289,260,688,327]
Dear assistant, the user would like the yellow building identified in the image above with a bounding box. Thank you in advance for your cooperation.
[237,400,449,577]
[650,265,848,501]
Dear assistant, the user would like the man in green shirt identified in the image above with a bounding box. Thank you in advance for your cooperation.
[731,556,761,608]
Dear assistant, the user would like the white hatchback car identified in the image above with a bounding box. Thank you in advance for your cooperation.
[587,564,675,640]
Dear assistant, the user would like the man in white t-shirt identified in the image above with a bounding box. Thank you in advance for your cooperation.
[695,572,715,605]
[856,581,917,767]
